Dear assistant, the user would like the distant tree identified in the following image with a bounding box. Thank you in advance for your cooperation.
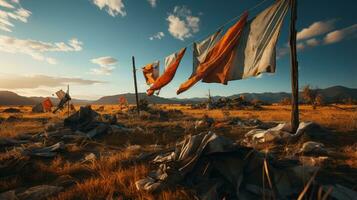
[315,94,325,106]
[280,97,291,105]
[343,98,356,105]
[302,85,320,109]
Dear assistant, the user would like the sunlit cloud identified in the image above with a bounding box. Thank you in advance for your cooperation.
[0,74,103,89]
[297,19,336,41]
[167,5,200,41]
[324,24,357,44]
[0,35,83,64]
[278,20,357,58]
[0,0,31,32]
[90,56,117,75]
[92,0,126,17]
[149,31,164,40]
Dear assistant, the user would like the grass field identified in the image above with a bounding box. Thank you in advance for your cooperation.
[0,104,356,199]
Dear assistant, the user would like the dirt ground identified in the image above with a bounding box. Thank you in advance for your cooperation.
[0,104,356,199]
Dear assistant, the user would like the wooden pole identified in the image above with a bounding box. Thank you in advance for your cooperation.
[67,84,70,118]
[289,0,299,132]
[132,56,140,115]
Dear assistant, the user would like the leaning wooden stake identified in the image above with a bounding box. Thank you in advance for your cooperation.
[289,0,299,132]
[132,56,140,115]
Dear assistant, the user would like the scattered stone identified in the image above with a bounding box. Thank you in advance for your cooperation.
[22,142,64,158]
[2,108,21,113]
[299,141,327,156]
[195,115,214,129]
[17,185,63,200]
[52,175,77,188]
[81,153,97,163]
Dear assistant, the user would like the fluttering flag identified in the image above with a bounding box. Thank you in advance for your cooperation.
[142,61,160,85]
[42,97,53,112]
[119,96,128,104]
[176,12,248,94]
[191,29,222,78]
[147,47,186,96]
[228,0,289,80]
[55,89,66,100]
[177,0,289,95]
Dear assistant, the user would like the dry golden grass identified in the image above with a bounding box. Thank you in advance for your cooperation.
[0,104,356,199]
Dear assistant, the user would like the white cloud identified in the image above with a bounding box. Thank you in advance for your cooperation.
[90,56,117,75]
[149,31,164,40]
[0,0,31,32]
[278,20,357,58]
[305,38,319,47]
[147,0,156,8]
[92,0,126,17]
[324,24,357,44]
[0,35,83,64]
[297,19,336,41]
[167,5,200,41]
[0,74,103,89]
[0,0,14,9]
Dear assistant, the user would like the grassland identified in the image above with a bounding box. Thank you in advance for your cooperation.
[0,104,356,199]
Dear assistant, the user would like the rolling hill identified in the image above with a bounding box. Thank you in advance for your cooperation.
[0,86,356,105]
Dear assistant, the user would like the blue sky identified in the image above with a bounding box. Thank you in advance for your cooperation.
[0,0,356,100]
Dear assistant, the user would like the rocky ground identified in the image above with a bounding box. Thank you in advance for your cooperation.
[0,105,356,200]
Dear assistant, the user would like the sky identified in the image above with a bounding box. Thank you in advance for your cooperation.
[0,0,356,100]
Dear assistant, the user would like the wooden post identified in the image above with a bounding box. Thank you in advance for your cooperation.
[67,84,70,118]
[132,56,140,115]
[289,0,299,132]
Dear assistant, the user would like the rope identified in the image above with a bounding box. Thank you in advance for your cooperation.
[143,0,272,68]
[183,0,271,48]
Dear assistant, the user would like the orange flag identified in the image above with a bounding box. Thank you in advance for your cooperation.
[177,12,248,95]
[42,97,53,112]
[142,61,160,85]
[147,47,186,96]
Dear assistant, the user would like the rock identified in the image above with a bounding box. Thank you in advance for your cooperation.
[299,141,327,156]
[195,116,214,129]
[81,153,97,163]
[22,142,65,158]
[17,185,63,200]
[2,108,21,113]
[52,175,77,187]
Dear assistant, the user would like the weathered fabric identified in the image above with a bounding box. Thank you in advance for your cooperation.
[192,29,222,78]
[136,131,318,199]
[147,48,186,96]
[244,122,317,144]
[228,0,289,80]
[176,12,248,94]
[55,89,66,100]
[42,97,53,112]
[177,0,289,94]
[142,61,160,85]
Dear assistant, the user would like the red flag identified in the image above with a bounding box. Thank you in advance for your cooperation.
[42,97,53,112]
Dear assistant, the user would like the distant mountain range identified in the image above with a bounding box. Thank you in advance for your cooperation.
[0,86,356,106]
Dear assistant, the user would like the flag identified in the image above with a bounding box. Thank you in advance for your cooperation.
[119,96,128,104]
[147,47,186,96]
[142,61,160,85]
[177,12,248,94]
[192,29,222,78]
[56,89,66,100]
[228,0,289,80]
[177,0,289,95]
[42,97,53,112]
